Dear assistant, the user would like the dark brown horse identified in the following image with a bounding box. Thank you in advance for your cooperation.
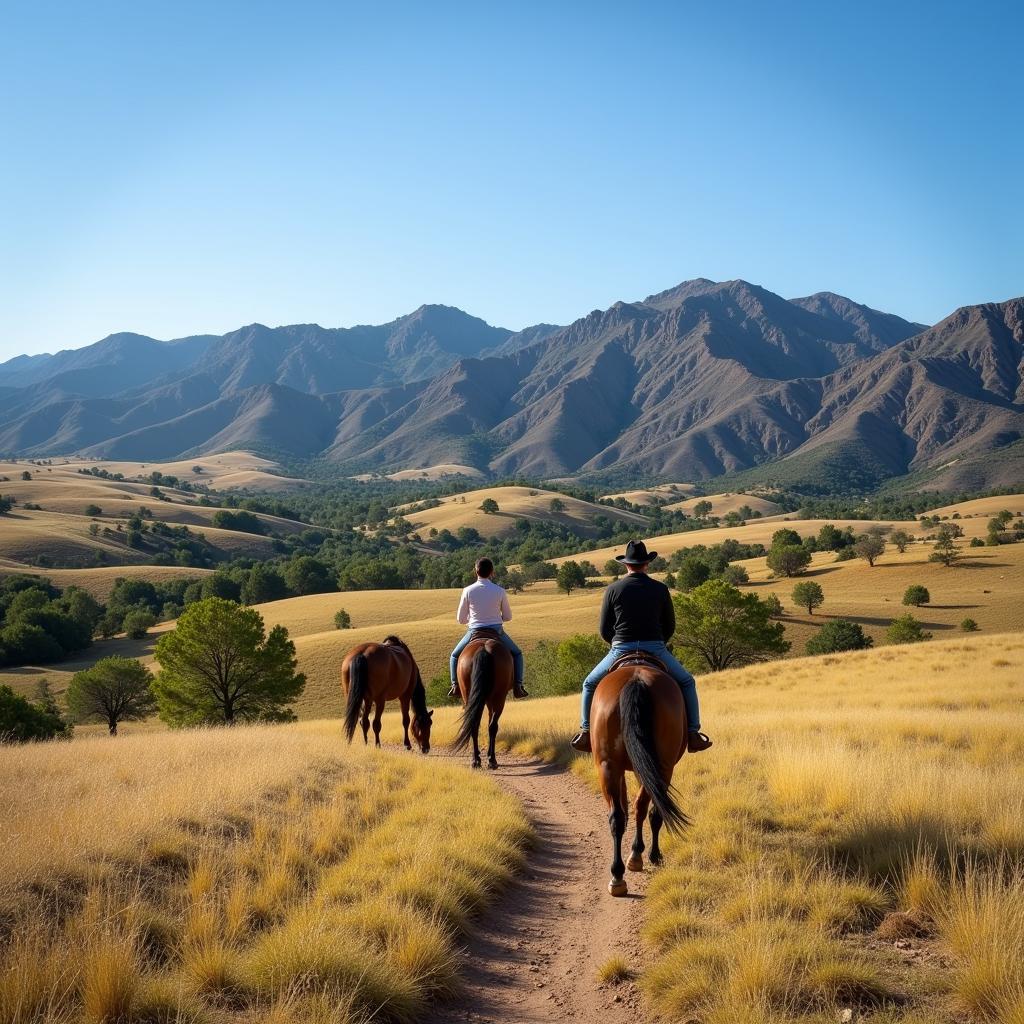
[341,636,433,752]
[589,655,690,895]
[451,630,514,769]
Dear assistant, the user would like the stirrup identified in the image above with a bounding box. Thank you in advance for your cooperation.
[687,729,713,753]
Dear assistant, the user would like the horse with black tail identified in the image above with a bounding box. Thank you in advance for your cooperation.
[589,652,690,895]
[451,628,514,769]
[341,636,433,752]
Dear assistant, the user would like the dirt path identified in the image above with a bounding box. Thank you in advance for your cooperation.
[422,754,651,1023]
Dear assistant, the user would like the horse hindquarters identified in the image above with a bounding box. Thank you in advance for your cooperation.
[453,646,494,767]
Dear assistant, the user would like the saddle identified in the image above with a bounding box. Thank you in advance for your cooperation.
[608,650,668,674]
[468,626,503,643]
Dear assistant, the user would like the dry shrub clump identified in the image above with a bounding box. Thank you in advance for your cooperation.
[0,722,529,1024]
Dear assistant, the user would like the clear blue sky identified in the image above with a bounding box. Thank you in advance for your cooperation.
[1,0,1021,359]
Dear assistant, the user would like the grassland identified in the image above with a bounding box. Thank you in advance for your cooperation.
[351,463,484,482]
[599,483,697,505]
[424,632,1024,1023]
[0,723,530,1024]
[391,484,648,539]
[664,490,783,516]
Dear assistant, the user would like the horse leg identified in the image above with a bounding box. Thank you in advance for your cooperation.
[628,787,651,872]
[601,762,628,896]
[487,709,500,770]
[400,694,411,750]
[372,700,384,748]
[470,722,482,769]
[360,701,371,745]
[649,806,664,865]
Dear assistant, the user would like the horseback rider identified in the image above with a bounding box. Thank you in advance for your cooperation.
[569,540,711,754]
[448,557,528,700]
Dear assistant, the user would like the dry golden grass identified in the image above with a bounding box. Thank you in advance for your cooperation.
[664,491,783,516]
[419,632,1024,1023]
[352,463,485,482]
[391,484,648,539]
[0,563,213,601]
[599,482,697,504]
[0,722,530,1024]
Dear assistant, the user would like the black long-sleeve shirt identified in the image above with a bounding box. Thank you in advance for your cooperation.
[599,572,675,644]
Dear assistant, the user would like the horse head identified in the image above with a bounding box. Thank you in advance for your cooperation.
[410,706,434,754]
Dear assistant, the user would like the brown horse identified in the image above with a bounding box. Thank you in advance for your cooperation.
[341,636,433,753]
[589,655,690,896]
[451,631,514,769]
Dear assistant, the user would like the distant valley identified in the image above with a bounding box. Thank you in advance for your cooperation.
[2,279,1022,492]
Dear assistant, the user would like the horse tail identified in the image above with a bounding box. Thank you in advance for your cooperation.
[619,677,690,832]
[452,646,493,752]
[343,652,369,742]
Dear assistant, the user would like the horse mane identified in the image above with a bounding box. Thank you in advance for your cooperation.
[382,635,411,653]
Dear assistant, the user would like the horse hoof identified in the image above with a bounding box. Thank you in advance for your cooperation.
[487,759,498,770]
[472,760,482,769]
[650,853,663,867]
[627,855,644,872]
[608,879,628,897]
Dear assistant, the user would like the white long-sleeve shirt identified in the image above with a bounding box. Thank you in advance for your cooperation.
[456,577,512,628]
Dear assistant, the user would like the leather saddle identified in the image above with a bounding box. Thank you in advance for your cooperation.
[468,626,503,643]
[608,650,668,674]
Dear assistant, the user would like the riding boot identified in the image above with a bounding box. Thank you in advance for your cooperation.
[569,729,591,753]
[687,729,713,753]
[447,682,459,699]
[513,680,529,699]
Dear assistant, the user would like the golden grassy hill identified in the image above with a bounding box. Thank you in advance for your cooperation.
[921,494,1024,519]
[599,483,696,505]
[352,463,485,481]
[392,485,648,540]
[663,491,782,516]
[0,563,212,601]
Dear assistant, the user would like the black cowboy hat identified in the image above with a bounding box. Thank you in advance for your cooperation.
[614,539,658,565]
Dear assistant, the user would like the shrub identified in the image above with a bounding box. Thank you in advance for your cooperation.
[479,498,499,514]
[85,504,102,517]
[764,593,784,617]
[885,614,932,645]
[806,619,873,655]
[767,544,811,577]
[334,609,352,629]
[0,683,69,742]
[969,537,985,548]
[902,585,930,607]
[960,617,979,632]
[719,564,749,586]
[123,609,157,639]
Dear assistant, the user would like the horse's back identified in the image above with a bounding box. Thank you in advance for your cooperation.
[341,642,413,700]
[456,637,514,697]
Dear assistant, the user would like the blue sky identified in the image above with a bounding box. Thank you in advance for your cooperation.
[1,0,1021,359]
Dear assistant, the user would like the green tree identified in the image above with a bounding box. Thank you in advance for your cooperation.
[692,499,713,519]
[527,633,608,697]
[549,498,566,513]
[885,613,932,645]
[766,544,811,577]
[902,585,930,607]
[123,609,157,639]
[604,558,626,579]
[792,581,824,614]
[334,609,352,629]
[764,593,784,618]
[719,564,749,586]
[929,524,962,567]
[152,598,305,726]
[771,528,802,548]
[805,619,873,655]
[66,656,156,735]
[556,560,586,596]
[0,683,69,743]
[201,572,242,602]
[675,556,711,591]
[241,564,288,605]
[480,497,499,514]
[853,533,885,566]
[85,504,102,517]
[816,523,846,551]
[673,580,789,672]
[890,530,912,553]
[283,556,336,596]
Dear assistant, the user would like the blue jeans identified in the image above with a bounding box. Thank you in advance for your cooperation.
[580,641,700,732]
[450,625,524,686]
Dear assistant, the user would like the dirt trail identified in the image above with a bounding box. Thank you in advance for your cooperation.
[422,754,651,1024]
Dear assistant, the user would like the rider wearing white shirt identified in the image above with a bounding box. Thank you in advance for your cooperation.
[448,558,528,699]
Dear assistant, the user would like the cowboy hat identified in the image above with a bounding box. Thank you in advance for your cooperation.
[614,539,658,565]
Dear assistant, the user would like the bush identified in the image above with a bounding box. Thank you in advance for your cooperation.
[0,683,69,743]
[885,614,932,645]
[969,537,985,548]
[211,509,265,534]
[960,617,979,632]
[902,585,930,607]
[85,504,102,517]
[805,619,873,655]
[334,609,352,629]
[719,564,749,585]
[123,609,157,639]
[764,593,784,617]
[528,633,608,697]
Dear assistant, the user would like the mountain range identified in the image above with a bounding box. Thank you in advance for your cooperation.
[2,279,1022,491]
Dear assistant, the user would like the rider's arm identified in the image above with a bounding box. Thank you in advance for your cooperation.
[599,586,615,643]
[456,588,470,625]
[500,590,512,622]
[661,586,676,641]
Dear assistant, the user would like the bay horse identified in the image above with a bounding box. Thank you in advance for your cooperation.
[341,636,433,753]
[451,629,514,769]
[589,653,690,896]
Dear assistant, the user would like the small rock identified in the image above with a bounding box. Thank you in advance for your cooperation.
[839,1010,854,1023]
